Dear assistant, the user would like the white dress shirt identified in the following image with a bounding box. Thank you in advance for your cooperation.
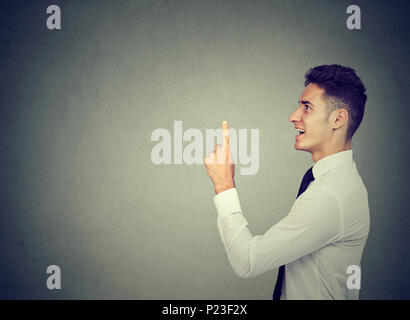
[213,150,370,300]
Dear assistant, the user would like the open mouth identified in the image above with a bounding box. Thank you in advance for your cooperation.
[296,129,306,135]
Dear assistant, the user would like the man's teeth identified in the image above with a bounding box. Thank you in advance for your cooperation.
[297,129,306,134]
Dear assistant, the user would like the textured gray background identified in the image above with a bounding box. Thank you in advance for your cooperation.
[1,0,409,299]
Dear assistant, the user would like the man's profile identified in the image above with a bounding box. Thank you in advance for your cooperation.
[203,64,370,300]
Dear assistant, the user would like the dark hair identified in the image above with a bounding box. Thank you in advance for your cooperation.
[304,64,367,142]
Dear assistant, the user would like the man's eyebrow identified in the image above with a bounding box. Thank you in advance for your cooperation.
[299,100,315,107]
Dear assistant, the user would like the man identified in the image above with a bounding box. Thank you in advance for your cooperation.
[203,65,370,300]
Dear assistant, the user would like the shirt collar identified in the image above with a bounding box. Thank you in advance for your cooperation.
[312,149,353,179]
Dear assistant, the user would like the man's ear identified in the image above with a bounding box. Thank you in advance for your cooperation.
[332,108,349,129]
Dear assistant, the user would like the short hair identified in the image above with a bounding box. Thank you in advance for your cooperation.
[304,64,367,142]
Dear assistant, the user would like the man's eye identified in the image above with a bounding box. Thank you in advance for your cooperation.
[304,105,310,110]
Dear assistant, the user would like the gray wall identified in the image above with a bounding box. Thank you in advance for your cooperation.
[1,0,409,299]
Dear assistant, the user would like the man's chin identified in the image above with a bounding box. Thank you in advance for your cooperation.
[294,143,311,153]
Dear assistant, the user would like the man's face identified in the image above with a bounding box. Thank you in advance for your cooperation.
[289,83,333,154]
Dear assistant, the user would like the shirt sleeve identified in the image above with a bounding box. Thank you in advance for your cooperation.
[213,187,342,278]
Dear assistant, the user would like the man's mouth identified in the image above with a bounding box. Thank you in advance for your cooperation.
[296,129,306,135]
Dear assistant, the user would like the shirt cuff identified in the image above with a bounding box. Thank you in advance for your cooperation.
[213,188,243,219]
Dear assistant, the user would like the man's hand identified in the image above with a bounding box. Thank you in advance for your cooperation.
[204,121,236,194]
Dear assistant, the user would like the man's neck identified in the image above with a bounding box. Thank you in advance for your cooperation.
[312,142,351,163]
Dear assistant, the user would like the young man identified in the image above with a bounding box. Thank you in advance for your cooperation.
[203,65,370,300]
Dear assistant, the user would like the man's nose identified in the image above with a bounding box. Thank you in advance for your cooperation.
[289,107,301,123]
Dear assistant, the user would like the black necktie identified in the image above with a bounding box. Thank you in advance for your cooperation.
[273,166,315,300]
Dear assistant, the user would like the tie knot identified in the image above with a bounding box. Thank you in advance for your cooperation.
[297,166,315,198]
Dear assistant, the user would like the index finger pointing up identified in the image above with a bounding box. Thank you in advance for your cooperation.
[222,120,229,149]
